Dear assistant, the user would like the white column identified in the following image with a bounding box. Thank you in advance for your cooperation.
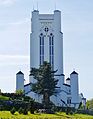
[70,71,79,108]
[16,71,24,91]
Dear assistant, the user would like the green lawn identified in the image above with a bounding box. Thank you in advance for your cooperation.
[0,95,9,100]
[0,111,93,119]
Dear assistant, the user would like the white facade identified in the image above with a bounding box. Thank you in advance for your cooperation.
[16,10,85,109]
[30,10,63,78]
[30,10,64,105]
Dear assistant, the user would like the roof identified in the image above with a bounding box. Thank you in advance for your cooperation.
[54,10,61,12]
[29,73,33,76]
[55,74,65,76]
[63,83,70,87]
[66,78,70,81]
[71,71,78,75]
[33,10,39,12]
[24,83,31,87]
[16,71,24,75]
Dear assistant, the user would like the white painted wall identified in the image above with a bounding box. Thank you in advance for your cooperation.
[30,10,40,69]
[16,72,24,91]
[30,10,63,73]
[70,71,79,108]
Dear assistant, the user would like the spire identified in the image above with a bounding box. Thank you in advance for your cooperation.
[32,0,34,11]
[55,2,56,10]
[71,71,78,75]
[33,3,34,11]
[37,1,38,10]
[16,71,24,75]
[66,77,70,81]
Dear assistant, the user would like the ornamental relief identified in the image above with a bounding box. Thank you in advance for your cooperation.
[40,22,54,36]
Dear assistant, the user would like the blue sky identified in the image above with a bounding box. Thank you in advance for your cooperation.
[0,0,93,100]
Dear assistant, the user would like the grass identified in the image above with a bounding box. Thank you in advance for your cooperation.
[0,95,9,100]
[0,111,93,119]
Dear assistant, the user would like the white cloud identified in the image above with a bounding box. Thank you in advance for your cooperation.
[0,0,17,5]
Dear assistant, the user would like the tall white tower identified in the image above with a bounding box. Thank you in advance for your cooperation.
[30,10,63,84]
[30,10,64,105]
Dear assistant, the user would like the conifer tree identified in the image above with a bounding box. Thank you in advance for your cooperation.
[30,61,59,108]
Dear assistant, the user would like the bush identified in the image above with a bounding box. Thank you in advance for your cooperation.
[70,110,73,115]
[23,108,28,115]
[66,107,73,115]
[18,107,28,115]
[18,107,24,114]
[10,107,16,115]
[51,105,58,112]
[30,108,34,114]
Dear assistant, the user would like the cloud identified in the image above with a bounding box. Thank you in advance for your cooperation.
[0,0,17,6]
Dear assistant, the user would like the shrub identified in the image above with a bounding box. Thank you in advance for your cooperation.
[10,107,16,115]
[18,107,24,114]
[51,105,58,112]
[65,107,74,115]
[70,110,73,115]
[30,108,34,114]
[23,108,28,115]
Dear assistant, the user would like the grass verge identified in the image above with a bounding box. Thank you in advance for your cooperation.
[0,111,93,119]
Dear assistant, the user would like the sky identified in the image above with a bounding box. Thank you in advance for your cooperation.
[0,0,93,100]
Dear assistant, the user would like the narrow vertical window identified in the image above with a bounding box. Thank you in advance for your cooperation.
[40,36,42,65]
[42,37,44,56]
[49,33,54,70]
[40,33,44,65]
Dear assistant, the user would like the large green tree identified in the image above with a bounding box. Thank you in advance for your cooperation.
[86,99,93,110]
[30,61,59,108]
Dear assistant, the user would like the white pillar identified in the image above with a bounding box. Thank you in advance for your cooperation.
[70,71,79,108]
[30,10,39,69]
[16,71,24,91]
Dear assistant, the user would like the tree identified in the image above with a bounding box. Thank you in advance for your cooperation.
[16,89,24,96]
[86,99,93,110]
[30,61,59,108]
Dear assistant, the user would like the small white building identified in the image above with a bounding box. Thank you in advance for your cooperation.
[16,10,85,109]
[16,71,24,91]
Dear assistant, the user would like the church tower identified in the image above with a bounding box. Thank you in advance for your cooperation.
[30,10,63,84]
[30,10,64,105]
